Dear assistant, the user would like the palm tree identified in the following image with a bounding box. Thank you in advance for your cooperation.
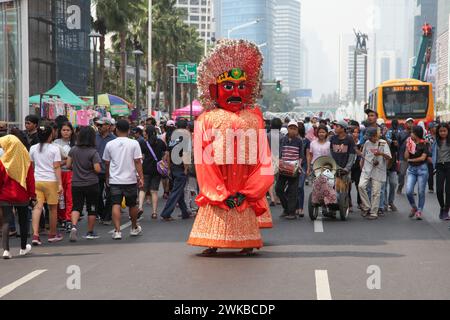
[92,17,107,92]
[94,0,134,90]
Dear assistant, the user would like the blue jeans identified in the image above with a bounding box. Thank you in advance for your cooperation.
[406,164,429,212]
[161,168,190,218]
[385,171,398,207]
[297,171,307,210]
[379,182,386,210]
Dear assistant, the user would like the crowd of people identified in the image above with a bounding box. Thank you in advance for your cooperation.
[0,114,197,259]
[0,105,450,259]
[268,107,450,222]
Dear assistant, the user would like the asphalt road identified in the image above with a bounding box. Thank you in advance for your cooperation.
[1,184,450,300]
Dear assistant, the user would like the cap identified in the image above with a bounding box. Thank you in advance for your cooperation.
[166,120,176,127]
[95,117,112,125]
[365,108,378,115]
[287,120,298,128]
[335,120,348,129]
[406,118,414,123]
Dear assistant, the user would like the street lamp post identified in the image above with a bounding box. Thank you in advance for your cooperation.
[89,32,101,106]
[166,64,176,118]
[227,19,262,39]
[133,50,144,119]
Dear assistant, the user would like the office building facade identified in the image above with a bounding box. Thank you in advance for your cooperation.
[272,0,301,93]
[175,0,215,46]
[436,0,450,113]
[0,0,28,126]
[215,0,303,92]
[29,0,91,97]
[374,0,415,83]
[214,0,274,80]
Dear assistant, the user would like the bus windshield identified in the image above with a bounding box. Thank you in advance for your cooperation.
[382,86,429,119]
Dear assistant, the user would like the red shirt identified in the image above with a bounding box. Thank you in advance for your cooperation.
[0,162,36,204]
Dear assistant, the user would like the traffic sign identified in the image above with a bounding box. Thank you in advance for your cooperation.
[177,62,197,84]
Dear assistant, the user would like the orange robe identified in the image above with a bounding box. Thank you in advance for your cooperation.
[187,107,274,249]
[258,198,273,229]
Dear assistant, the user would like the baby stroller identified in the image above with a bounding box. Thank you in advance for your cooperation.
[308,156,350,221]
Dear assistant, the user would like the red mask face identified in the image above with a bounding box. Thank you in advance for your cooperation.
[209,80,253,113]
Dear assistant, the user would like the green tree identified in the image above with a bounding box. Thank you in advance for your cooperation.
[94,0,135,90]
[262,83,294,112]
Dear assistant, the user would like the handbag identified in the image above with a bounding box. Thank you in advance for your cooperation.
[146,141,169,177]
[278,159,300,177]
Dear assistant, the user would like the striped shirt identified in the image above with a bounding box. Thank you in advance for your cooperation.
[280,136,303,161]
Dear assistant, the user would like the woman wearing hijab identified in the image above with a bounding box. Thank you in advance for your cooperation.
[0,135,36,259]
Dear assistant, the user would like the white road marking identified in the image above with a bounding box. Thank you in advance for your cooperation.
[315,270,332,300]
[314,217,324,233]
[0,270,47,298]
[108,221,132,234]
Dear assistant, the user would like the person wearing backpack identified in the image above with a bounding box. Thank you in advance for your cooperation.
[138,125,168,220]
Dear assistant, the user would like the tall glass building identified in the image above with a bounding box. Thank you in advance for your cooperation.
[29,0,91,97]
[214,0,274,80]
[0,0,27,126]
[272,0,301,92]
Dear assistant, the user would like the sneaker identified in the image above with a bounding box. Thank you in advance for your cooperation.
[389,203,398,212]
[285,214,297,220]
[112,231,122,240]
[378,209,385,217]
[69,227,78,242]
[48,233,64,243]
[19,244,32,256]
[130,225,143,237]
[445,209,450,221]
[361,210,369,218]
[429,189,434,194]
[416,211,423,220]
[440,209,445,220]
[102,220,112,226]
[83,232,100,240]
[409,208,417,218]
[3,250,12,259]
[65,222,72,233]
[32,235,42,246]
[367,214,378,220]
[57,221,66,231]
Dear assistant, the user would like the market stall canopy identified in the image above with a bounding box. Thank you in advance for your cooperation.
[85,94,133,116]
[172,100,203,119]
[29,81,88,108]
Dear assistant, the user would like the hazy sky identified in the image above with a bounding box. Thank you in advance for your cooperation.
[302,0,375,100]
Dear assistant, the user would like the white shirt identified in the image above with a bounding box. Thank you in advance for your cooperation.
[30,143,62,182]
[361,139,392,182]
[103,137,143,185]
